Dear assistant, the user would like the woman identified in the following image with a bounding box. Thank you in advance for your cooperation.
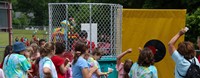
[168,28,200,78]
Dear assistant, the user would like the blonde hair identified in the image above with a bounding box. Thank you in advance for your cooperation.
[40,42,55,57]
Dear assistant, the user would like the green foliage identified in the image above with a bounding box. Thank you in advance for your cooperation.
[185,8,200,44]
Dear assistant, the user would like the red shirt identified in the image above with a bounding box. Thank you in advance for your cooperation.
[51,55,65,78]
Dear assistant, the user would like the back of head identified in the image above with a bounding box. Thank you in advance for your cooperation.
[124,59,133,78]
[74,41,88,54]
[4,45,12,57]
[40,42,55,57]
[92,48,103,56]
[73,41,88,64]
[55,42,66,54]
[39,39,46,46]
[177,41,195,59]
[137,47,154,67]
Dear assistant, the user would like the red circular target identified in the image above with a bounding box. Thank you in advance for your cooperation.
[144,39,166,62]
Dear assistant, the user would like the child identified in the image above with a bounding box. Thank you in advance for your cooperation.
[88,48,113,78]
[72,41,97,78]
[116,48,133,78]
[39,42,57,78]
[51,42,71,78]
[129,47,158,78]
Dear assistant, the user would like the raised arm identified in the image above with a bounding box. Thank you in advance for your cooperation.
[168,28,187,55]
[117,48,132,66]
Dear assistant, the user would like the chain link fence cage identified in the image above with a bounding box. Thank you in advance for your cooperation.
[48,3,122,57]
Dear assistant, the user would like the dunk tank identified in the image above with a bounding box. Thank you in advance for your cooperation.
[48,3,187,78]
[48,3,122,78]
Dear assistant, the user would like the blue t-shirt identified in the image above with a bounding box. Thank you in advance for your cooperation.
[172,50,200,78]
[129,62,158,78]
[3,54,31,78]
[39,57,58,78]
[72,56,89,78]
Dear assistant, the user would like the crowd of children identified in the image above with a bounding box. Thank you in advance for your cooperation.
[0,28,200,78]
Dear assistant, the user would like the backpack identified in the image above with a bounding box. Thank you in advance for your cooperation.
[177,58,200,78]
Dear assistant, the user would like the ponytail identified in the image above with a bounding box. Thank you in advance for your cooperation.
[72,41,88,65]
[40,42,55,57]
[72,52,81,65]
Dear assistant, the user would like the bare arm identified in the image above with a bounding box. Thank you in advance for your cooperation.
[59,58,70,74]
[117,48,132,66]
[168,28,187,55]
[82,67,97,78]
[43,67,52,78]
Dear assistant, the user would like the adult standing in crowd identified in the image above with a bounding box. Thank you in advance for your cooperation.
[168,28,200,78]
[3,42,31,78]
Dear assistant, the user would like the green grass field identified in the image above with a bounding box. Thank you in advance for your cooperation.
[0,29,47,62]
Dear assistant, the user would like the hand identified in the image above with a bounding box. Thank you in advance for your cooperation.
[179,28,187,36]
[108,67,113,73]
[138,47,142,52]
[64,58,70,66]
[126,48,132,53]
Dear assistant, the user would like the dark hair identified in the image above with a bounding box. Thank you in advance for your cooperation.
[73,41,88,65]
[137,47,154,67]
[2,45,12,67]
[177,41,195,59]
[92,48,103,56]
[40,42,55,57]
[55,42,66,54]
[123,59,133,78]
[79,30,88,38]
[39,39,46,46]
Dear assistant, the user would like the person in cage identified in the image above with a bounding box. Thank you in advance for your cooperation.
[129,47,158,78]
[72,41,97,78]
[168,28,200,78]
[72,30,96,53]
[116,48,133,78]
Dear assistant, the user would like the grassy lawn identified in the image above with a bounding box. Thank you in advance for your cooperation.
[0,29,48,62]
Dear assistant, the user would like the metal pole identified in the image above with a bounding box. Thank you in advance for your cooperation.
[89,4,92,52]
[48,4,52,42]
[7,1,12,46]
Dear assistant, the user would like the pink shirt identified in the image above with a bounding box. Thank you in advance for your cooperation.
[116,63,124,78]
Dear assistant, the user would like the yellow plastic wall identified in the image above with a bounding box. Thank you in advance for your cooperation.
[122,9,186,78]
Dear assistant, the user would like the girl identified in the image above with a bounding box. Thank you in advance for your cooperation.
[39,42,57,78]
[116,48,133,78]
[72,41,97,78]
[88,48,113,78]
[129,47,158,78]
